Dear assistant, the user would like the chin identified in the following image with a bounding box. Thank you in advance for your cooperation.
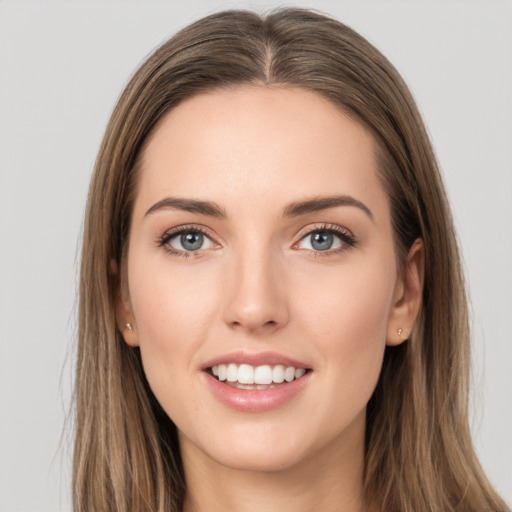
[208,440,310,473]
[178,419,319,473]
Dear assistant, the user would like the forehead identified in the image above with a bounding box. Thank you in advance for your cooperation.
[135,86,387,219]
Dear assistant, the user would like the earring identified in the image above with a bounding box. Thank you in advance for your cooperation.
[397,328,403,337]
[126,323,133,332]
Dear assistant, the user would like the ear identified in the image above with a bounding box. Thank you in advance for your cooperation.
[111,259,139,347]
[386,239,424,346]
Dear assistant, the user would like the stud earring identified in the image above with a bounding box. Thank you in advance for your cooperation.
[126,323,133,332]
[397,328,403,337]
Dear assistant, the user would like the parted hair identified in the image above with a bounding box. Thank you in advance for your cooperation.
[74,8,508,512]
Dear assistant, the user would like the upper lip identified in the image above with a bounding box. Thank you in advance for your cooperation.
[202,351,310,370]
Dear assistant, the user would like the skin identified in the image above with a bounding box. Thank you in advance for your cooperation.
[117,86,424,512]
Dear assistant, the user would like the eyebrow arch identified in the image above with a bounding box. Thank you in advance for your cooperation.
[145,197,227,218]
[145,194,373,221]
[283,195,373,221]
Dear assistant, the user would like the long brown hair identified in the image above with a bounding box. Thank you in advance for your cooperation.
[74,8,508,511]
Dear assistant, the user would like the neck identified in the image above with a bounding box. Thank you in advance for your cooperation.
[181,411,370,512]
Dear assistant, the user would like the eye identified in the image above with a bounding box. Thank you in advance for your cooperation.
[298,231,343,252]
[301,232,340,251]
[294,224,356,254]
[159,226,216,256]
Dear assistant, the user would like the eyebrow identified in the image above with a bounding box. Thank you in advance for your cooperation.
[145,197,227,218]
[283,195,374,221]
[144,194,373,221]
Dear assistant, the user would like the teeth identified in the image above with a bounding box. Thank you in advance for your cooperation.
[226,363,238,382]
[211,363,307,385]
[254,365,272,385]
[284,366,295,382]
[238,364,254,384]
[272,365,285,383]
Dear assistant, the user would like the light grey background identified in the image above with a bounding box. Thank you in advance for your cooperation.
[0,1,510,511]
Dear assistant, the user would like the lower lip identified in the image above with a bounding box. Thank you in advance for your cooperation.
[202,372,311,413]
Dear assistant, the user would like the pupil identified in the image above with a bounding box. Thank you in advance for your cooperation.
[181,232,203,251]
[311,232,333,251]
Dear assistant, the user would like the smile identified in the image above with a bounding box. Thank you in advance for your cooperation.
[202,353,312,412]
[210,363,307,389]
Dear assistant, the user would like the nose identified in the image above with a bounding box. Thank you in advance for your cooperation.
[222,245,290,335]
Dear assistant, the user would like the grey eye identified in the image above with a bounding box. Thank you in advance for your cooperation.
[181,232,204,251]
[167,231,215,252]
[310,232,334,251]
[296,230,345,252]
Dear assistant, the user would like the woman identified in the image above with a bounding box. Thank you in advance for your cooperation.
[74,8,509,512]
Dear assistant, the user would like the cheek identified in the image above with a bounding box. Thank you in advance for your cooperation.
[297,254,395,339]
[295,257,395,398]
[129,251,219,340]
[126,253,227,420]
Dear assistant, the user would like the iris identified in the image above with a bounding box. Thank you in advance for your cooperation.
[181,232,203,251]
[310,232,334,251]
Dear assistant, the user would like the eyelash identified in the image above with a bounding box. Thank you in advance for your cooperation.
[158,225,214,258]
[294,223,357,257]
[157,223,357,258]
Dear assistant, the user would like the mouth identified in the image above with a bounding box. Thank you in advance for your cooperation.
[207,363,309,390]
[201,352,312,412]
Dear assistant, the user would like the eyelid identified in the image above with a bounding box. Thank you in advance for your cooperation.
[294,222,354,240]
[292,223,357,254]
[158,224,221,257]
[157,222,356,257]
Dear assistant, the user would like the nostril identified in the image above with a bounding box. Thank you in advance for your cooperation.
[222,267,290,331]
[229,318,280,334]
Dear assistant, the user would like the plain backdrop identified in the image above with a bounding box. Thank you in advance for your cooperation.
[0,1,511,510]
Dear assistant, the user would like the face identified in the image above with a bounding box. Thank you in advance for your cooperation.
[119,86,419,475]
